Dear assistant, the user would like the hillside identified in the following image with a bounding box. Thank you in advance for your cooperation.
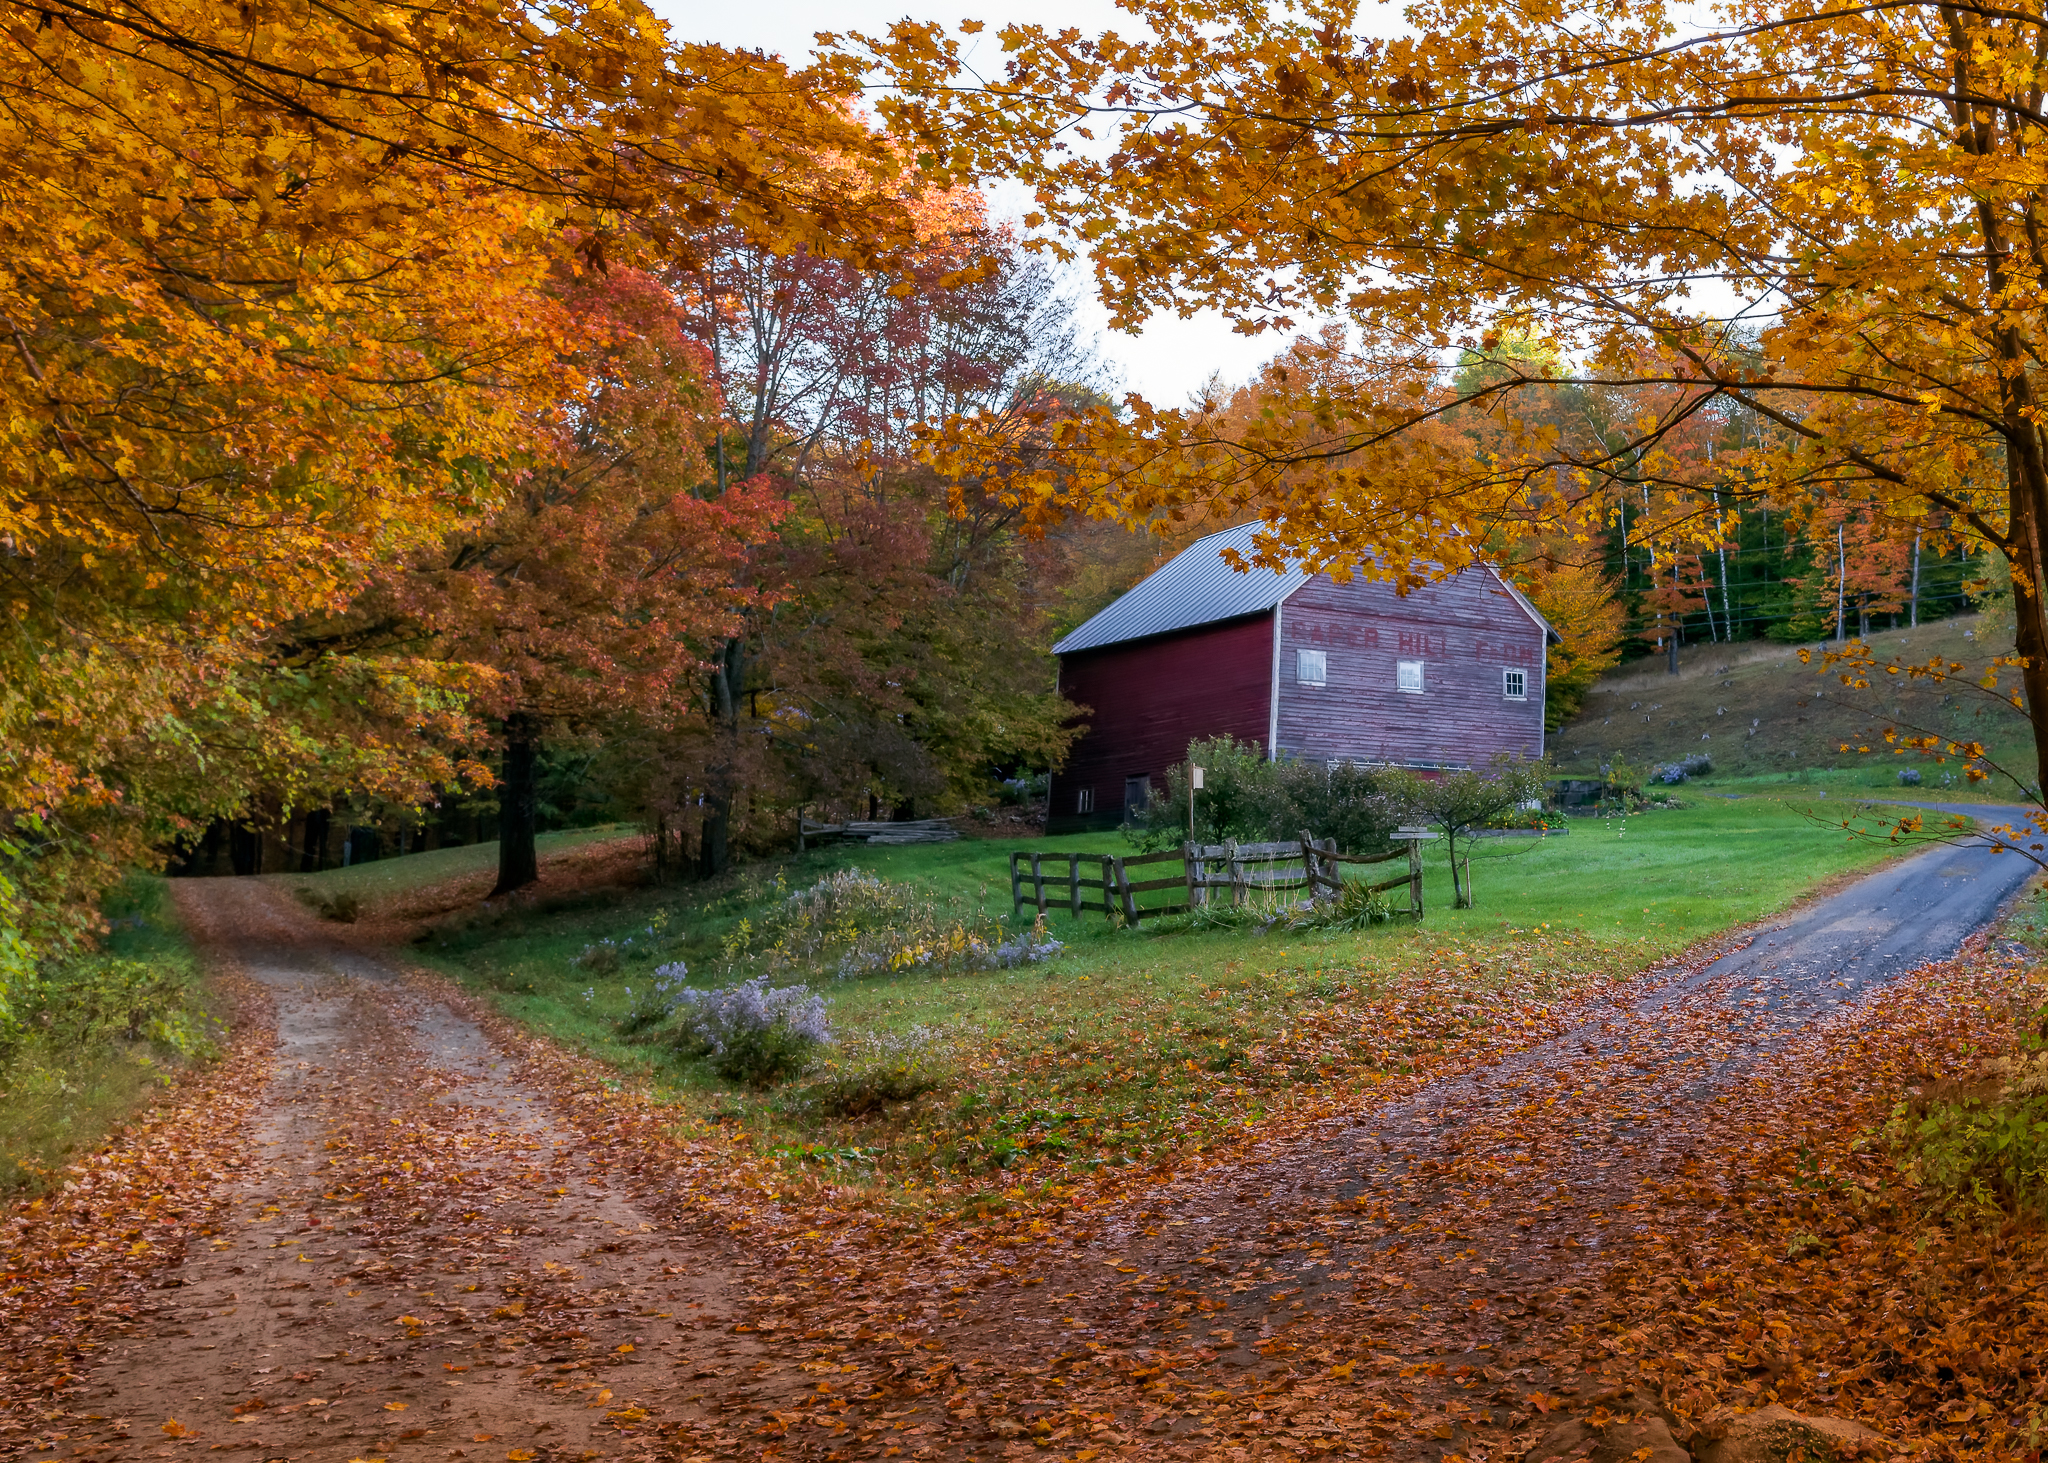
[1549,612,2039,792]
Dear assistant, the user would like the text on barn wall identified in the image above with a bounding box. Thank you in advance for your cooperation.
[1291,618,1537,666]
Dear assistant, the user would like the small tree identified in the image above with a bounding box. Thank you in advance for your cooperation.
[1382,758,1552,909]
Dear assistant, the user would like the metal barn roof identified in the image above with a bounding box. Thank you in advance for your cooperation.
[1053,523,1308,656]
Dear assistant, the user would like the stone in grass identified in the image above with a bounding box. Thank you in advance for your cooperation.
[1692,1404,1888,1463]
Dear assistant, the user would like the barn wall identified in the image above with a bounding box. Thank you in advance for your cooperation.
[1273,569,1547,767]
[1048,613,1275,833]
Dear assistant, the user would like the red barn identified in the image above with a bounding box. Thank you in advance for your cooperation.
[1047,523,1559,832]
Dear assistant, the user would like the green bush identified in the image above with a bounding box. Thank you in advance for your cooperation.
[1288,878,1397,933]
[1136,735,1403,854]
[28,956,215,1056]
[1888,1050,2048,1215]
[808,1028,955,1117]
[1,876,219,1192]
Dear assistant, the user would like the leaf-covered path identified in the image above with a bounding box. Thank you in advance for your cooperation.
[19,880,791,1462]
[4,827,2037,1462]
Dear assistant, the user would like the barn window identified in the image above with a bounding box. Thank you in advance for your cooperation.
[1076,787,1094,814]
[1397,660,1425,694]
[1503,668,1528,700]
[1295,648,1328,687]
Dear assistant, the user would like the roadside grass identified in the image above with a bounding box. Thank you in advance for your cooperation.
[379,796,1916,1211]
[0,876,224,1195]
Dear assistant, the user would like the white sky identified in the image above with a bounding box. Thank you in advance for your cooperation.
[647,0,1289,405]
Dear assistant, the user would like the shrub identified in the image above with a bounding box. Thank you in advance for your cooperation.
[809,1027,954,1117]
[1288,878,1396,933]
[27,956,215,1057]
[672,976,833,1086]
[1136,735,1403,854]
[292,886,359,923]
[1887,1052,2048,1216]
[615,960,691,1038]
[998,773,1049,806]
[572,939,622,974]
[1898,767,1924,786]
[753,868,1044,980]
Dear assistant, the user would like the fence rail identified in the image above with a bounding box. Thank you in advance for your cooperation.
[1011,826,1437,924]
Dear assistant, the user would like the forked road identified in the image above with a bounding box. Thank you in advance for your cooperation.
[926,805,2044,1457]
[21,808,2042,1462]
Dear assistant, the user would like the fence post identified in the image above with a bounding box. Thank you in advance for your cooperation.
[1408,839,1423,918]
[1010,851,1025,918]
[1183,841,1201,907]
[1112,856,1137,923]
[1102,855,1116,922]
[1298,829,1330,902]
[1226,840,1244,906]
[1069,854,1082,917]
[1031,852,1046,916]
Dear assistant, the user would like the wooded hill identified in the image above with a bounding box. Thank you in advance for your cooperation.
[1550,613,2036,789]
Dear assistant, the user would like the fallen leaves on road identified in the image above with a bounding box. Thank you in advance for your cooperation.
[6,883,2044,1462]
[0,967,271,1454]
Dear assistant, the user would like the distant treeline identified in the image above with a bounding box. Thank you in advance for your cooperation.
[1602,505,1985,656]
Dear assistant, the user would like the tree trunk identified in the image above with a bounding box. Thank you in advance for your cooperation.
[493,711,541,896]
[699,636,748,878]
[1448,828,1469,908]
[699,796,729,879]
[300,808,330,872]
[2003,443,2048,800]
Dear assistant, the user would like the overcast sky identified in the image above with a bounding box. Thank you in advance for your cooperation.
[646,0,1291,405]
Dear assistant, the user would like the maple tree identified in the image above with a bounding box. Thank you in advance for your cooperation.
[621,203,1091,873]
[322,269,780,895]
[0,0,942,965]
[867,0,2048,795]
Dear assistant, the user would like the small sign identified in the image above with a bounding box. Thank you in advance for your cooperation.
[1191,766,1204,790]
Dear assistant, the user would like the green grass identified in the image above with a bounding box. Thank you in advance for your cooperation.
[265,824,629,910]
[408,796,1921,1211]
[0,875,224,1194]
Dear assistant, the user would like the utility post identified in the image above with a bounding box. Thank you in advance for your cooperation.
[1189,764,1204,839]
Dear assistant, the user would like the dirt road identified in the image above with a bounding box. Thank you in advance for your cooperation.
[13,814,2035,1462]
[33,881,788,1463]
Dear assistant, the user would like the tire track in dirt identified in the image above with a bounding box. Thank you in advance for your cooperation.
[37,881,783,1463]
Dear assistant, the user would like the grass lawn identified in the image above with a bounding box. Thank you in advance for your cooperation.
[259,824,629,909]
[346,794,1922,1213]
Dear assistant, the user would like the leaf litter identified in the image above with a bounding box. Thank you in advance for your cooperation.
[2,879,2042,1461]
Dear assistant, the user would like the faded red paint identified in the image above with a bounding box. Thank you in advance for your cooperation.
[1275,569,1546,767]
[1048,613,1274,832]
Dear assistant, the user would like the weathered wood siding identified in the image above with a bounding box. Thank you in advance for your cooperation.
[1048,613,1274,833]
[1273,569,1546,767]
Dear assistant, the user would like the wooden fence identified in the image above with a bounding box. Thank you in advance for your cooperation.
[799,816,960,849]
[1011,827,1436,924]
